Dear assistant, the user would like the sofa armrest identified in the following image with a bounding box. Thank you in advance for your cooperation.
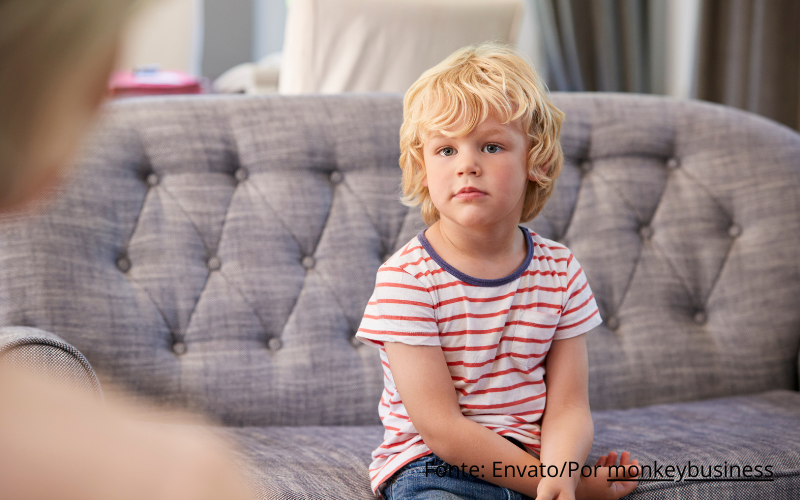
[0,327,102,399]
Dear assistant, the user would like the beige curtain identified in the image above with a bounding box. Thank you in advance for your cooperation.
[528,0,800,132]
[694,0,800,132]
[528,0,659,93]
[527,0,703,97]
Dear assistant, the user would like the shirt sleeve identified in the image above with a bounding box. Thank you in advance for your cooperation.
[355,266,441,348]
[553,250,603,340]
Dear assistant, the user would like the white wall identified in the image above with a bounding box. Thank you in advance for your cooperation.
[116,0,286,79]
[202,0,254,79]
[664,0,702,99]
[116,0,204,75]
[515,0,549,84]
[253,0,287,61]
[114,0,698,90]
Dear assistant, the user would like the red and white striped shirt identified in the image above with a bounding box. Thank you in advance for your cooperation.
[356,225,603,497]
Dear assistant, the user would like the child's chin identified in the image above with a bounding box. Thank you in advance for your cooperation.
[446,214,499,228]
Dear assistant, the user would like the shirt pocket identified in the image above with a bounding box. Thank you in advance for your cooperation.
[509,309,561,370]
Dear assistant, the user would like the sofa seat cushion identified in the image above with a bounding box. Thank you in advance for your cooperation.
[217,424,383,499]
[588,389,800,499]
[215,389,800,499]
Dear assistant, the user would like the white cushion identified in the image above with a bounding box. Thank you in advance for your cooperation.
[279,0,524,94]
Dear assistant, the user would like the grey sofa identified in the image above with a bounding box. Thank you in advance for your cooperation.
[1,92,799,499]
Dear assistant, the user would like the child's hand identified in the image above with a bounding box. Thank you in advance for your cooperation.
[574,451,640,500]
[536,476,577,500]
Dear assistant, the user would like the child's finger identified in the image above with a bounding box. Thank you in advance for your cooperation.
[623,457,640,478]
[596,455,607,466]
[619,451,631,465]
[606,451,618,465]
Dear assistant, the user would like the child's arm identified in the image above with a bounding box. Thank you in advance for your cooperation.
[384,341,545,498]
[386,337,641,500]
[536,333,594,497]
[536,333,641,500]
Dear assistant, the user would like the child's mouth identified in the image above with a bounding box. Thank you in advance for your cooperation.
[453,188,487,200]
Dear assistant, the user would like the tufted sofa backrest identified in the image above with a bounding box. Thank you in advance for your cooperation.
[0,93,798,426]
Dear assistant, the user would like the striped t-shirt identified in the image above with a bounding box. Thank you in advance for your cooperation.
[356,225,603,497]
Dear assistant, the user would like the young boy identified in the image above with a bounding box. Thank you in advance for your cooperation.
[356,42,640,500]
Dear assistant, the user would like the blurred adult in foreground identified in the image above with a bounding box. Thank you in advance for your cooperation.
[0,1,256,498]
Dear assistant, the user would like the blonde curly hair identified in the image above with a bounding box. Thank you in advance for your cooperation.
[399,41,565,226]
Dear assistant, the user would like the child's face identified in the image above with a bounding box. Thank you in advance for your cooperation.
[421,112,532,229]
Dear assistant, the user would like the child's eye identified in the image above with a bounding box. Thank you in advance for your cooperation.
[483,144,502,153]
[438,147,456,157]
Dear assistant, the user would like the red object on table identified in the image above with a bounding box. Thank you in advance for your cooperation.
[109,67,204,98]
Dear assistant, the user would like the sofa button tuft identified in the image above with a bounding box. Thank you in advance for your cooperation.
[116,256,131,272]
[728,223,741,238]
[268,337,283,351]
[301,255,315,269]
[330,170,344,184]
[146,173,159,187]
[666,157,680,170]
[207,256,221,271]
[639,225,653,240]
[693,310,707,325]
[172,341,187,355]
[234,167,249,182]
[606,316,619,331]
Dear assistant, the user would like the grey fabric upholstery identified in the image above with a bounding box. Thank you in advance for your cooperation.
[0,326,102,399]
[587,389,800,499]
[216,425,383,500]
[212,389,800,499]
[0,93,798,498]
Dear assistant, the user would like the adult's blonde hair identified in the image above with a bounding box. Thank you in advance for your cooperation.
[0,0,140,209]
[399,41,565,226]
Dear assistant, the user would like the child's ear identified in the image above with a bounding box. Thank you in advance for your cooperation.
[421,174,428,188]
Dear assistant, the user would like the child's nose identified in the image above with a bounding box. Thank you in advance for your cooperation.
[456,150,481,176]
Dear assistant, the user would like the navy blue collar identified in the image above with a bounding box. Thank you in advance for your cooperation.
[416,226,533,287]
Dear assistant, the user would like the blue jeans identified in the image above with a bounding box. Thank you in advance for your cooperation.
[382,453,535,500]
